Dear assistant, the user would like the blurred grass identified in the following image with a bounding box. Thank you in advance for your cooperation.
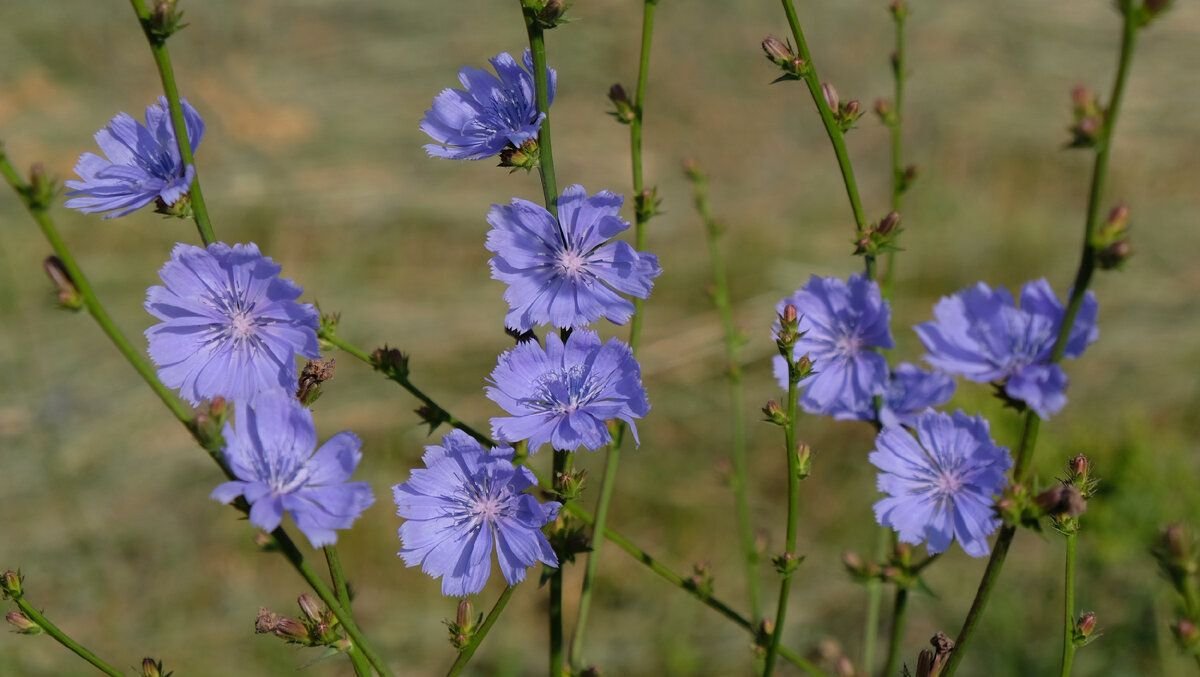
[1,1,1199,675]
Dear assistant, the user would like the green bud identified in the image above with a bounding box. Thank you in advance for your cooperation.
[607,84,636,124]
[6,611,40,635]
[141,658,169,677]
[1,570,23,599]
[761,400,788,426]
[43,256,83,311]
[795,443,813,480]
[499,139,540,172]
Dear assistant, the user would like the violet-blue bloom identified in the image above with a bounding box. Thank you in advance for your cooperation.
[487,329,649,452]
[420,50,555,160]
[880,363,957,428]
[487,185,661,332]
[145,243,320,405]
[915,279,1098,419]
[773,274,893,418]
[65,97,204,218]
[211,394,375,548]
[871,410,1012,558]
[393,430,560,597]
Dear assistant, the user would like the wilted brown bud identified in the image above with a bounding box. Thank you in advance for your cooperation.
[296,358,335,405]
[608,83,636,124]
[297,594,323,624]
[43,256,83,311]
[372,345,409,378]
[254,607,282,634]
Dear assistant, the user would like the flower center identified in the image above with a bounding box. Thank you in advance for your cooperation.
[472,495,505,522]
[528,364,595,415]
[934,471,964,496]
[556,250,588,278]
[229,311,257,340]
[834,333,863,357]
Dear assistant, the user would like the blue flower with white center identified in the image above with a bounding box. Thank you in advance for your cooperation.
[393,430,560,597]
[65,97,204,218]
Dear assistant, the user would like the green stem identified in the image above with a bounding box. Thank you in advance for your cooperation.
[10,596,124,677]
[881,6,908,297]
[777,0,873,277]
[882,587,910,677]
[862,527,890,673]
[1059,533,1078,677]
[446,586,519,677]
[549,450,569,677]
[326,546,370,677]
[570,4,659,665]
[762,355,802,676]
[942,9,1139,673]
[127,0,216,245]
[522,13,559,210]
[687,164,759,621]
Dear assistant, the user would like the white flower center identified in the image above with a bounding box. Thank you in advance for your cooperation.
[934,471,964,496]
[834,333,863,356]
[472,495,505,522]
[556,250,587,278]
[229,311,257,339]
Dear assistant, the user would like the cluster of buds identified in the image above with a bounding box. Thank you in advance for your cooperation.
[190,396,228,454]
[1131,0,1173,26]
[1152,524,1200,655]
[1093,203,1132,270]
[544,513,590,575]
[822,83,863,133]
[316,310,341,346]
[844,542,924,589]
[995,482,1042,531]
[154,193,193,219]
[5,611,40,635]
[255,595,346,649]
[634,186,662,224]
[145,0,188,44]
[522,0,567,29]
[761,36,809,82]
[498,139,540,172]
[752,618,775,657]
[855,211,903,258]
[296,358,336,406]
[444,599,482,650]
[607,84,636,124]
[1067,85,1104,149]
[810,638,856,677]
[141,657,173,677]
[686,561,715,598]
[371,344,410,381]
[771,551,804,578]
[414,404,450,434]
[913,632,955,677]
[554,467,588,502]
[42,256,83,311]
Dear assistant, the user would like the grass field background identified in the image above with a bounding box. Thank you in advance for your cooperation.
[2,1,1199,675]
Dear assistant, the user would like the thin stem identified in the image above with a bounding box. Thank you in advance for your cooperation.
[942,9,1139,673]
[127,0,216,245]
[777,0,873,277]
[687,164,759,621]
[882,587,910,677]
[762,356,801,676]
[881,5,908,297]
[549,450,569,677]
[10,596,124,677]
[522,14,558,209]
[1059,533,1078,677]
[570,4,659,664]
[862,527,890,673]
[446,586,519,677]
[326,546,371,677]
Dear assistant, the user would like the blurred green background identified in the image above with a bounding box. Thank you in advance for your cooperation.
[2,1,1199,675]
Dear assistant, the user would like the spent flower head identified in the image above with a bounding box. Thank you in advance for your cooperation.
[773,274,893,419]
[421,50,554,161]
[211,394,375,548]
[487,329,649,452]
[487,185,661,332]
[145,243,320,405]
[393,430,560,597]
[65,97,203,218]
[871,410,1012,557]
[916,279,1098,419]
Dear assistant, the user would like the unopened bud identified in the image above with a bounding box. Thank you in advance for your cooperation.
[795,442,812,479]
[1071,85,1095,110]
[878,211,902,236]
[1076,611,1097,638]
[1106,203,1130,230]
[27,163,58,210]
[297,594,323,624]
[842,550,865,575]
[1035,483,1087,519]
[372,345,409,379]
[1,570,23,599]
[781,303,798,325]
[499,139,540,171]
[1162,524,1191,561]
[1098,239,1132,270]
[1068,454,1090,481]
[762,36,793,66]
[843,100,861,119]
[874,98,894,123]
[6,611,40,635]
[889,0,909,19]
[608,84,636,124]
[822,82,840,112]
[141,658,165,677]
[1173,618,1199,647]
[273,617,312,644]
[456,598,473,630]
[794,354,814,379]
[834,656,855,677]
[1143,0,1173,18]
[42,256,83,311]
[296,358,335,406]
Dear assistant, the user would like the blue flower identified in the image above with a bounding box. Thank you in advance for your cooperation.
[65,97,204,218]
[871,410,1011,557]
[773,274,893,418]
[915,279,1098,419]
[880,363,956,428]
[393,430,560,597]
[487,329,649,452]
[421,50,555,160]
[487,185,661,332]
[212,394,375,548]
[145,243,320,405]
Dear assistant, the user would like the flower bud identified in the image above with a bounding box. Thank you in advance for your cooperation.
[607,84,636,124]
[1142,0,1173,20]
[822,82,840,112]
[43,256,83,311]
[27,163,58,210]
[6,611,41,635]
[1076,611,1097,638]
[445,598,476,649]
[795,442,813,480]
[878,211,902,236]
[273,617,313,644]
[1,570,23,599]
[297,594,323,624]
[141,658,165,677]
[762,36,793,66]
[841,550,866,575]
[372,345,410,379]
[889,0,909,20]
[1035,483,1087,520]
[688,561,715,597]
[874,98,894,124]
[499,139,540,171]
[1173,618,1198,648]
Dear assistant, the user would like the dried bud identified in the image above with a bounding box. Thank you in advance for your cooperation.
[795,442,813,480]
[141,658,165,677]
[254,607,281,634]
[372,345,409,379]
[6,611,41,635]
[914,632,955,677]
[1076,611,1097,638]
[297,594,323,624]
[43,256,83,311]
[608,84,636,124]
[1,570,23,599]
[1035,483,1087,519]
[822,82,840,112]
[296,358,335,406]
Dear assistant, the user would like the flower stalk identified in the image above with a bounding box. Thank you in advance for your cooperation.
[325,545,371,677]
[127,0,216,245]
[941,5,1141,672]
[2,573,123,677]
[880,0,910,297]
[445,586,518,677]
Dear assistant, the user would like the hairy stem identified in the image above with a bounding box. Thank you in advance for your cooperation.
[127,0,216,245]
[570,2,660,666]
[446,586,518,677]
[326,546,371,677]
[762,355,801,676]
[1059,533,1078,677]
[9,596,124,677]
